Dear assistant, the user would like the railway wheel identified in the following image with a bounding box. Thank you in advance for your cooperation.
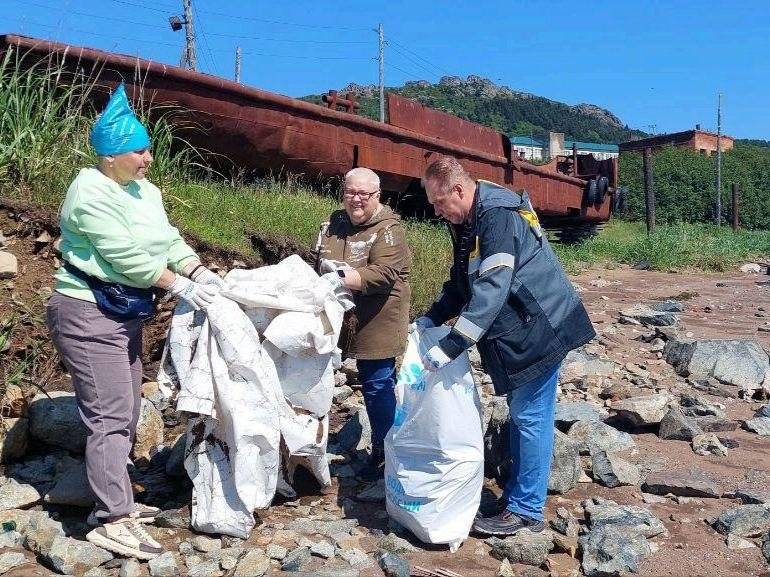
[584,179,598,207]
[595,176,609,207]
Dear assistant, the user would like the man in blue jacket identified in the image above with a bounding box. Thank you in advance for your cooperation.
[414,156,596,536]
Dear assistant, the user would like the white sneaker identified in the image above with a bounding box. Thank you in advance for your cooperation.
[86,518,163,560]
[87,503,160,527]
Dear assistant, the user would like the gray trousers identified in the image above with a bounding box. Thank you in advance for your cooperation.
[47,292,143,521]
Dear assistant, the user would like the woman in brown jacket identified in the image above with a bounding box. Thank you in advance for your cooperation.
[315,167,411,479]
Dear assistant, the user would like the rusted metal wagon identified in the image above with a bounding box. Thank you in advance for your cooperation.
[1,33,618,223]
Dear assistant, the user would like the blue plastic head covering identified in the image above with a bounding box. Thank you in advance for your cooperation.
[90,83,151,156]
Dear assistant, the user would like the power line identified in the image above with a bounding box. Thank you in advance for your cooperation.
[387,42,436,80]
[9,0,168,30]
[193,8,370,32]
[191,1,220,76]
[388,63,424,82]
[13,18,182,48]
[388,38,451,76]
[198,31,369,44]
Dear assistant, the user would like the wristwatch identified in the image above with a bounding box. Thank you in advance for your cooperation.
[337,269,346,279]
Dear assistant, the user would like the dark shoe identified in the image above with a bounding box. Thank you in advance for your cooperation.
[475,496,507,519]
[358,446,385,482]
[472,510,544,537]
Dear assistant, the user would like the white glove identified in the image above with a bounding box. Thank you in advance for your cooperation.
[409,316,435,333]
[321,271,345,290]
[319,259,352,274]
[191,266,225,289]
[422,345,451,372]
[168,275,219,310]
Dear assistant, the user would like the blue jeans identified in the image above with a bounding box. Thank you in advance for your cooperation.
[357,358,397,448]
[502,363,559,521]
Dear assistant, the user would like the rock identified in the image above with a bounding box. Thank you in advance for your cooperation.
[584,498,667,538]
[591,451,641,488]
[0,251,18,279]
[281,546,311,572]
[119,558,142,577]
[679,392,725,418]
[762,531,770,563]
[356,479,385,502]
[233,549,269,577]
[334,407,371,453]
[285,518,358,537]
[692,433,728,457]
[377,551,410,577]
[28,392,87,453]
[726,533,756,549]
[0,528,24,548]
[712,504,770,537]
[757,404,770,418]
[694,415,738,432]
[0,476,41,510]
[487,530,554,566]
[0,551,28,574]
[266,543,288,560]
[133,399,164,462]
[0,417,29,462]
[744,417,770,436]
[741,263,763,274]
[333,385,355,404]
[642,469,723,498]
[559,350,615,384]
[497,558,515,577]
[148,552,179,577]
[2,384,28,418]
[611,394,672,427]
[310,540,335,559]
[567,420,635,456]
[192,535,221,553]
[650,299,684,313]
[45,456,93,507]
[546,553,580,577]
[7,454,59,488]
[165,435,187,478]
[45,535,113,576]
[377,532,417,555]
[549,431,582,494]
[664,338,770,397]
[658,406,704,441]
[155,508,190,529]
[188,559,221,577]
[21,511,65,556]
[338,547,372,568]
[620,304,678,327]
[550,507,579,538]
[340,357,359,385]
[554,401,608,428]
[579,525,652,577]
[483,395,511,481]
[736,488,770,505]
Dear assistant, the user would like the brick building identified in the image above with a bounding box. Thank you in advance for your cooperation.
[619,126,734,156]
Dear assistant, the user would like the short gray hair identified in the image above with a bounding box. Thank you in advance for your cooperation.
[423,156,471,194]
[344,167,380,191]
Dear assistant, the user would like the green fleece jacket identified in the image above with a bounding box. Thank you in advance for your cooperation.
[55,167,198,302]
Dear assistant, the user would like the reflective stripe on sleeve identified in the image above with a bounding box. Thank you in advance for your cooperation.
[454,315,484,342]
[479,252,515,275]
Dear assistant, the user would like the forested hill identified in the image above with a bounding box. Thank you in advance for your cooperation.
[302,75,647,144]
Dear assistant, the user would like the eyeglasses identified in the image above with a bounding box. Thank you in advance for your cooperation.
[343,189,379,201]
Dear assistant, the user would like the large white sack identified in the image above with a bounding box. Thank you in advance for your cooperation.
[158,255,351,538]
[384,327,483,552]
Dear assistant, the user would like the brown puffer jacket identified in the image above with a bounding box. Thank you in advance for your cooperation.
[314,205,411,360]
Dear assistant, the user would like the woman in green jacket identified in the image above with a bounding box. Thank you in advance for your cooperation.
[46,84,221,559]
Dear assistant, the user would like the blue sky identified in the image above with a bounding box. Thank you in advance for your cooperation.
[3,0,768,140]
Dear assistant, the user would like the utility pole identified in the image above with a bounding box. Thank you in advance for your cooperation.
[180,0,197,71]
[715,93,722,225]
[377,23,384,123]
[643,147,655,235]
[235,46,242,83]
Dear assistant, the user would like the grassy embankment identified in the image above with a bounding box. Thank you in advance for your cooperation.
[2,48,769,319]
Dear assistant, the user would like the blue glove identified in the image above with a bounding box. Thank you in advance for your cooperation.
[422,345,451,372]
[409,316,435,333]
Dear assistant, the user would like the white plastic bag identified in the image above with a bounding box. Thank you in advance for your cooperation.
[384,327,484,552]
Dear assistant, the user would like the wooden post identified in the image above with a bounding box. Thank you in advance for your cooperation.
[643,147,655,234]
[731,183,739,231]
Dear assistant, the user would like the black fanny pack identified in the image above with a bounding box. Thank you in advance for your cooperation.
[64,261,156,320]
